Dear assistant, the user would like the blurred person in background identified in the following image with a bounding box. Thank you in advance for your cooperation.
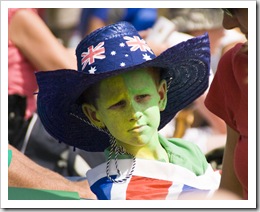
[8,8,76,146]
[79,8,158,35]
[205,8,248,200]
[42,8,81,47]
[67,8,158,48]
[8,8,102,177]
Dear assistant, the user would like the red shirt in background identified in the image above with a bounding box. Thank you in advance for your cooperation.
[205,43,248,199]
[8,8,38,119]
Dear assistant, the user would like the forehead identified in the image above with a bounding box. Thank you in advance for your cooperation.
[99,68,158,91]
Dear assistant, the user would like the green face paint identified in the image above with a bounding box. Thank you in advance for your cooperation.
[95,68,164,151]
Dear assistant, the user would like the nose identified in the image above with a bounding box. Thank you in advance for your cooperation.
[128,101,143,122]
[130,111,143,122]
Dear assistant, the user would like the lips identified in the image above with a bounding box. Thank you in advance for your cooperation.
[128,125,146,132]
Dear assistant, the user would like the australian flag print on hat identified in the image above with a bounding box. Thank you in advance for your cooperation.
[76,22,156,75]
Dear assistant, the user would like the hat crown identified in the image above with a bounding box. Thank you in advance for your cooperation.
[76,21,156,74]
[77,21,137,47]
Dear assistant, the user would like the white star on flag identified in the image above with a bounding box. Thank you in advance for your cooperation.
[88,66,97,74]
[111,51,116,56]
[120,62,126,67]
[143,53,152,61]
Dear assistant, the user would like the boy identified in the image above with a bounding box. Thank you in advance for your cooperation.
[36,21,220,200]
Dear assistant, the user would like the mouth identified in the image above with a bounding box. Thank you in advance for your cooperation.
[128,125,146,132]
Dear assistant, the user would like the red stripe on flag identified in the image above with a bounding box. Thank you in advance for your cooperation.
[126,176,172,200]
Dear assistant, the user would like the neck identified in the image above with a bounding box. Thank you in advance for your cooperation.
[116,133,169,163]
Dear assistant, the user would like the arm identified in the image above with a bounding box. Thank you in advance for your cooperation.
[8,9,77,71]
[8,144,96,199]
[219,125,243,198]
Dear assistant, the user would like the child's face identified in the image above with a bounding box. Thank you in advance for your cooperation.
[83,68,167,148]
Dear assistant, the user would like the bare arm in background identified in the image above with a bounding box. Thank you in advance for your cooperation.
[8,144,96,199]
[8,9,77,71]
[219,125,243,198]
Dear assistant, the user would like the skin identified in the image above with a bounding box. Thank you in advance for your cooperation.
[9,9,77,71]
[222,9,248,40]
[218,8,248,198]
[8,144,97,199]
[82,68,169,162]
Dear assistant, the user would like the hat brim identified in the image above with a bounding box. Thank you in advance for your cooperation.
[36,33,210,152]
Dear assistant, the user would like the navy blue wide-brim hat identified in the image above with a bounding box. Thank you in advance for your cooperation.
[36,21,210,152]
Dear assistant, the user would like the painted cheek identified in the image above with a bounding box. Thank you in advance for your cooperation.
[145,105,161,126]
[102,111,128,134]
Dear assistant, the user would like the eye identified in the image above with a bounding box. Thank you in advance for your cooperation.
[135,94,151,102]
[108,100,126,110]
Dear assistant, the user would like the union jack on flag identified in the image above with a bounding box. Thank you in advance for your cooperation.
[124,36,153,54]
[81,42,106,70]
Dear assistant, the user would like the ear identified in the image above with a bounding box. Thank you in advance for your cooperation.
[158,79,167,111]
[82,103,105,128]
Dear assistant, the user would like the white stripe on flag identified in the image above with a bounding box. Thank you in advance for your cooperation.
[166,183,184,200]
[110,178,130,200]
[86,158,220,190]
